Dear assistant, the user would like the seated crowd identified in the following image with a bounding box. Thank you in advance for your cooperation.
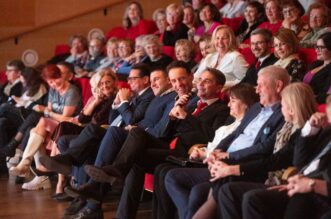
[1,0,331,219]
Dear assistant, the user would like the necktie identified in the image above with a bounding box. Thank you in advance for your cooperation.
[169,101,208,149]
[192,101,208,117]
[255,60,261,69]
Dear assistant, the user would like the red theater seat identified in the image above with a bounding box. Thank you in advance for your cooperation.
[299,48,317,65]
[221,17,244,32]
[239,47,256,66]
[54,44,70,56]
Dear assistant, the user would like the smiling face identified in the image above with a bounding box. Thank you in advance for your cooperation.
[228,95,248,119]
[98,75,116,97]
[283,5,300,23]
[175,45,191,62]
[244,6,259,24]
[166,8,180,26]
[309,8,326,29]
[315,38,331,61]
[274,37,292,59]
[265,0,280,23]
[199,5,213,22]
[145,42,161,60]
[118,41,133,59]
[214,28,231,53]
[150,70,171,96]
[250,34,270,58]
[199,40,213,57]
[168,67,193,97]
[197,71,221,100]
[183,7,195,26]
[256,74,279,107]
[127,3,140,21]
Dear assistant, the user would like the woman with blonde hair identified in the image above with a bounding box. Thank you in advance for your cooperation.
[35,68,118,196]
[163,3,189,46]
[273,28,306,82]
[195,25,249,87]
[194,82,317,219]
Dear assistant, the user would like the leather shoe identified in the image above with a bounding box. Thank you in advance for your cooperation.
[70,207,104,219]
[65,183,103,204]
[64,197,86,215]
[84,165,119,184]
[51,192,74,202]
[39,154,72,176]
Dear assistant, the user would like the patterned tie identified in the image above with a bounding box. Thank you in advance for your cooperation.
[169,101,208,149]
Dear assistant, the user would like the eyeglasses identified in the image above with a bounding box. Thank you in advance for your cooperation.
[127,76,142,81]
[314,45,327,51]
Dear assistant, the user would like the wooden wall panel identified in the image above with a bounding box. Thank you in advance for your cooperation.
[0,0,178,69]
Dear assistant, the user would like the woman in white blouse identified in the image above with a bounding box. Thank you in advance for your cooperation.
[194,25,249,88]
[190,83,259,160]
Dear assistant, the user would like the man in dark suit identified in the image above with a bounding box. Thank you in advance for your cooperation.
[163,66,288,219]
[240,28,278,86]
[218,111,331,219]
[83,63,230,219]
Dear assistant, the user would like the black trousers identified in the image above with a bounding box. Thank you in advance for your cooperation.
[59,123,107,165]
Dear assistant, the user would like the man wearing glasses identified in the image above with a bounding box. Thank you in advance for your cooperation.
[240,28,278,86]
[1,59,24,104]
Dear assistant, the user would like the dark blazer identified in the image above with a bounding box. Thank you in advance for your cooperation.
[307,61,331,104]
[0,81,23,104]
[175,99,230,154]
[138,90,177,138]
[163,23,189,46]
[239,129,302,177]
[217,102,284,161]
[108,87,155,126]
[240,54,278,86]
[295,126,331,171]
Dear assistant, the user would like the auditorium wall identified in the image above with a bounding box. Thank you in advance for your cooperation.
[0,0,178,70]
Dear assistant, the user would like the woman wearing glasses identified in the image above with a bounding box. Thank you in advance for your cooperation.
[300,3,331,48]
[303,32,331,103]
[273,28,306,82]
[281,0,309,40]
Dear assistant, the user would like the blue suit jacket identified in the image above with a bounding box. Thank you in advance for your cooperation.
[217,102,284,161]
[138,90,177,138]
[108,87,155,126]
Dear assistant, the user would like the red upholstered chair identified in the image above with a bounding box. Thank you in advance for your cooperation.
[299,48,317,65]
[73,77,92,106]
[144,173,154,192]
[239,47,256,66]
[0,70,7,87]
[54,44,70,56]
[162,46,176,60]
[221,17,244,32]
[105,26,127,40]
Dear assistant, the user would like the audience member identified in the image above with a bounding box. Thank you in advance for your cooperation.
[95,38,120,72]
[241,28,278,85]
[219,0,247,18]
[300,3,331,48]
[163,3,189,46]
[64,34,89,70]
[175,39,197,71]
[153,8,168,37]
[273,28,306,81]
[257,0,282,34]
[303,32,331,103]
[195,25,249,87]
[9,64,82,190]
[0,59,24,104]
